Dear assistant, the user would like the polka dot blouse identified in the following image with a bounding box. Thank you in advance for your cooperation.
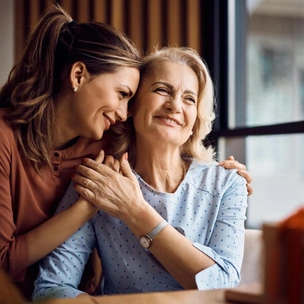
[33,161,248,300]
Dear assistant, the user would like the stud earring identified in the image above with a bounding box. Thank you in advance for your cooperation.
[73,87,78,92]
[190,131,193,136]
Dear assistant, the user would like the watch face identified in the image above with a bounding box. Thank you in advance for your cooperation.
[140,236,151,248]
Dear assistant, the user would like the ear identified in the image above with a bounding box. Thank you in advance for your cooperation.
[70,62,89,91]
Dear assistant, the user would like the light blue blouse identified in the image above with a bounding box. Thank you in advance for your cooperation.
[33,161,247,300]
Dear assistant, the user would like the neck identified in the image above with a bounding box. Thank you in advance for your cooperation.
[53,96,79,150]
[134,144,188,193]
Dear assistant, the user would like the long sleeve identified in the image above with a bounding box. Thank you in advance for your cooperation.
[32,183,97,300]
[0,122,29,281]
[193,172,247,289]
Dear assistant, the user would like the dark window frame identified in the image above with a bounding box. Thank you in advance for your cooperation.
[201,0,304,149]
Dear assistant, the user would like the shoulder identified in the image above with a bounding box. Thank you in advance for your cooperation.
[187,160,247,195]
[0,110,15,152]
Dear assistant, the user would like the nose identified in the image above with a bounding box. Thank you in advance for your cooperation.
[116,101,128,122]
[165,95,182,113]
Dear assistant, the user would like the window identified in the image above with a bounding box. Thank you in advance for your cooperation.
[207,0,304,228]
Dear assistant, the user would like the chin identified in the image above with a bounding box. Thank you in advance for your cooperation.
[90,129,105,140]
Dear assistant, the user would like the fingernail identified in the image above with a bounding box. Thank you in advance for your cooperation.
[82,158,88,163]
[124,152,128,160]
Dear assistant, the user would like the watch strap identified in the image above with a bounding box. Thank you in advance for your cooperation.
[147,220,168,240]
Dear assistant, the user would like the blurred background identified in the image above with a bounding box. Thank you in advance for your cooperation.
[1,0,303,229]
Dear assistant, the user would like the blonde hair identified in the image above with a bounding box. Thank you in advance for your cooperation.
[109,46,216,166]
[0,5,141,171]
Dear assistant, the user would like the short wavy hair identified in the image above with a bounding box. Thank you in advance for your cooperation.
[109,46,217,166]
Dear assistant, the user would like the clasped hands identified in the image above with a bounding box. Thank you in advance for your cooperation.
[72,151,253,219]
[72,150,147,222]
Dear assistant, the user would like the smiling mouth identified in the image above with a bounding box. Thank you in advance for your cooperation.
[156,116,182,126]
[103,114,113,129]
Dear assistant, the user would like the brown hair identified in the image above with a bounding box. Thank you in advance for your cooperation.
[110,46,216,166]
[0,5,141,171]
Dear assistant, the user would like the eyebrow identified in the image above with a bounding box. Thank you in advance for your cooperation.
[153,81,197,96]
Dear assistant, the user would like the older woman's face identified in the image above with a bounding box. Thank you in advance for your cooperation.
[131,61,198,146]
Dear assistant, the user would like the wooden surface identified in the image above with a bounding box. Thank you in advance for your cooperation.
[45,289,226,304]
[44,284,263,304]
[0,267,262,304]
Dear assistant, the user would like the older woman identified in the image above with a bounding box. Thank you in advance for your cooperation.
[33,47,248,300]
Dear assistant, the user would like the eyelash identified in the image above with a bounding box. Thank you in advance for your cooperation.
[186,97,196,104]
[119,91,128,98]
[155,87,169,94]
[156,88,195,103]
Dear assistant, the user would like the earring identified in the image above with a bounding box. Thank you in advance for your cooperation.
[190,131,193,136]
[73,87,78,92]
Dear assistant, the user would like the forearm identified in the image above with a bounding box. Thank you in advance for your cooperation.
[25,198,97,266]
[124,204,215,289]
[149,225,215,289]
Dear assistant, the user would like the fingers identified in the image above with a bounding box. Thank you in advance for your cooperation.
[95,150,105,163]
[246,183,253,196]
[104,155,121,173]
[219,159,246,171]
[237,169,253,196]
[73,182,98,205]
[237,169,252,184]
[118,152,134,179]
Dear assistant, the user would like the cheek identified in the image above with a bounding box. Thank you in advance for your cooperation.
[187,109,197,128]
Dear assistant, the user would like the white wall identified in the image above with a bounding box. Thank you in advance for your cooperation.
[0,0,14,87]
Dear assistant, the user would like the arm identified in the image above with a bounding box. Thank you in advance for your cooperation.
[25,151,105,265]
[193,171,248,289]
[0,135,101,279]
[25,198,97,266]
[72,156,247,290]
[32,183,96,300]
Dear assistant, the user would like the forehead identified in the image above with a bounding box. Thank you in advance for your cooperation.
[107,67,140,89]
[147,61,198,91]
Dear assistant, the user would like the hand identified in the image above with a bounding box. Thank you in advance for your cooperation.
[76,150,106,214]
[71,152,147,222]
[218,155,253,196]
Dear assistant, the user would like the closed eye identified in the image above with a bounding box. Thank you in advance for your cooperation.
[154,87,170,94]
[185,96,196,104]
[119,91,129,99]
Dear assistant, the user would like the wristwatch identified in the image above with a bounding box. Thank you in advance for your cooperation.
[139,220,168,249]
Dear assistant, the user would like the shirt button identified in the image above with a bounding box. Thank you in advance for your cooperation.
[54,152,60,158]
[53,165,59,171]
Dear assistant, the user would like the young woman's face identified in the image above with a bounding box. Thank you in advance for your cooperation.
[131,61,198,147]
[70,67,140,140]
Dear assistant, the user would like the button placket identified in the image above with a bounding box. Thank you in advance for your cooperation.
[52,151,62,176]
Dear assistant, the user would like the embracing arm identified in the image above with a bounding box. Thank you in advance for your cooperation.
[0,185,96,275]
[24,198,97,266]
[32,183,96,300]
[0,144,102,279]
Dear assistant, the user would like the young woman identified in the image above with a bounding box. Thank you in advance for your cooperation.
[0,5,141,300]
[33,47,249,299]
